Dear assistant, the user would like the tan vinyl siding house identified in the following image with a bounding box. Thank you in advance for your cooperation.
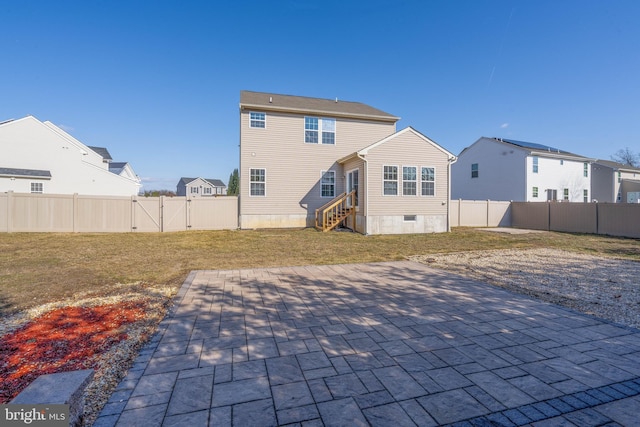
[341,127,455,234]
[239,91,456,234]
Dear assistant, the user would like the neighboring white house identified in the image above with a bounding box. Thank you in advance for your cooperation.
[0,116,141,196]
[591,160,640,203]
[176,177,227,196]
[452,137,593,202]
[239,91,457,235]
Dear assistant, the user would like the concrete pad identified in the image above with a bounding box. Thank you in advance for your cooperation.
[96,261,640,427]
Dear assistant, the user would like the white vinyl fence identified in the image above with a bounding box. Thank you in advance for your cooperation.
[0,192,238,232]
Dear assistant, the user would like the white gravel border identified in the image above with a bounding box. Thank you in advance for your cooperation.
[409,248,640,330]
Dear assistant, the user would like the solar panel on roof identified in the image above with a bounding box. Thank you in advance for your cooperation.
[498,138,566,153]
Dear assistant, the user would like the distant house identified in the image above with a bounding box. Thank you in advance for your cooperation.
[239,90,457,235]
[0,116,141,196]
[591,160,640,203]
[176,177,227,197]
[452,137,593,202]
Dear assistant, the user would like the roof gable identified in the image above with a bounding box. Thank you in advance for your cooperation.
[240,91,399,122]
[355,127,456,159]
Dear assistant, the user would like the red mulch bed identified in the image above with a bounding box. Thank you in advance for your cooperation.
[0,302,147,403]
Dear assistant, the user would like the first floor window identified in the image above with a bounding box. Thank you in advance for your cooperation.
[191,187,199,194]
[471,163,479,178]
[250,112,266,128]
[422,167,435,196]
[403,166,417,195]
[583,189,588,203]
[532,187,538,198]
[250,168,266,196]
[203,187,212,195]
[321,170,335,197]
[30,182,43,193]
[563,188,569,200]
[383,165,398,195]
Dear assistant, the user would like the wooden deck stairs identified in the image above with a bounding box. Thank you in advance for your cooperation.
[315,191,356,232]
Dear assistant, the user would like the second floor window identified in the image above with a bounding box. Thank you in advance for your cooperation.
[533,156,539,173]
[250,112,265,128]
[305,117,335,144]
[471,163,479,178]
[583,162,588,177]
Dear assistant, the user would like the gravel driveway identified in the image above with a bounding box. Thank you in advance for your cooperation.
[409,248,640,330]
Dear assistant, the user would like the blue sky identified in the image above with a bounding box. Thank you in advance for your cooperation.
[2,1,639,191]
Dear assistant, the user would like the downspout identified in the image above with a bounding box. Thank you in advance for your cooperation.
[357,152,368,235]
[447,156,457,232]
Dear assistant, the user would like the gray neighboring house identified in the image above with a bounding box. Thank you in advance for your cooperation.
[177,177,227,197]
[591,160,640,203]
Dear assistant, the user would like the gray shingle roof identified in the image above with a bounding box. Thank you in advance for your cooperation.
[594,159,640,172]
[0,167,52,179]
[88,146,113,161]
[240,91,399,122]
[178,177,226,187]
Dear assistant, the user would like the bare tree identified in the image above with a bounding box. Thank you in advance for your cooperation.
[611,147,640,167]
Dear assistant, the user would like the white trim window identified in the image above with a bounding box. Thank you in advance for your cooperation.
[321,118,335,144]
[250,112,266,128]
[583,189,588,203]
[203,187,212,195]
[421,167,435,196]
[383,165,398,196]
[321,170,335,197]
[402,166,417,196]
[30,182,43,193]
[563,188,569,201]
[305,117,335,144]
[532,186,539,198]
[250,168,266,196]
[583,162,588,177]
[190,187,199,194]
[305,117,319,143]
[532,156,539,173]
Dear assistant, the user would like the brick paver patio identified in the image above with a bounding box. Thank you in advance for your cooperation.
[95,261,640,426]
